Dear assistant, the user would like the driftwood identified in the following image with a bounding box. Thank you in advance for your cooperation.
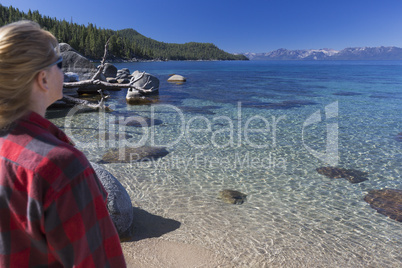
[63,73,154,94]
[60,39,155,110]
[63,39,155,94]
[60,90,112,111]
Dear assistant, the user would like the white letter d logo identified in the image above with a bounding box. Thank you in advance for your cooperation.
[302,101,339,166]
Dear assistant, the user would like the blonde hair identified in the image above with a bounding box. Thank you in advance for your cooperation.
[0,20,60,129]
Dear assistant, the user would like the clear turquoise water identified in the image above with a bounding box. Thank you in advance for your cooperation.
[51,61,402,267]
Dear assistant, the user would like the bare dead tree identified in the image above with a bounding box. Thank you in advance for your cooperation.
[91,39,110,81]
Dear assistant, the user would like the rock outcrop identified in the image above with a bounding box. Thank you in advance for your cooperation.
[60,43,98,80]
[90,162,134,236]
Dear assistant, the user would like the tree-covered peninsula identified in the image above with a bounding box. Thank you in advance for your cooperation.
[0,4,248,61]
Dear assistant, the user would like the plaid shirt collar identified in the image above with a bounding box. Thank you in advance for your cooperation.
[21,111,75,146]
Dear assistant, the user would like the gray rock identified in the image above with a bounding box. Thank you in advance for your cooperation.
[59,43,77,53]
[59,43,97,80]
[168,74,186,82]
[131,70,160,92]
[63,72,79,82]
[90,162,133,236]
[102,63,117,78]
[316,166,368,183]
[106,77,118,83]
[126,92,157,105]
[117,78,130,84]
[126,88,141,100]
[118,73,130,79]
[116,68,131,79]
[218,189,247,205]
[98,146,169,164]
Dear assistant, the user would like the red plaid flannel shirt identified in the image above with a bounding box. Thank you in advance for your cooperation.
[0,112,126,267]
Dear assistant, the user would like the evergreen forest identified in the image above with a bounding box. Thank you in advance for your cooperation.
[0,4,248,61]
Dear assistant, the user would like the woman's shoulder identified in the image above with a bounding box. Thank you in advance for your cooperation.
[34,138,96,196]
[2,113,94,180]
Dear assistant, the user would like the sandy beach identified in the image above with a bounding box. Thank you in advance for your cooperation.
[120,207,234,267]
[121,238,233,268]
[121,207,235,268]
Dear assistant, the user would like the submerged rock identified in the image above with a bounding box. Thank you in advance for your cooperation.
[241,100,317,110]
[218,189,247,205]
[395,132,402,141]
[99,146,169,163]
[94,131,134,141]
[316,166,368,183]
[178,106,216,115]
[333,91,362,96]
[111,116,163,127]
[364,188,402,222]
[91,162,133,236]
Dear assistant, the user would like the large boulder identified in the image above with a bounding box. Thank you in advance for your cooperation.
[131,70,160,93]
[103,63,118,78]
[90,162,133,236]
[59,42,77,53]
[59,43,97,80]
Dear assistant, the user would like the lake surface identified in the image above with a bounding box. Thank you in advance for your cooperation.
[50,60,402,267]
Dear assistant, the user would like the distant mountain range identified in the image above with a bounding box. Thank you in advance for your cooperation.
[242,47,402,60]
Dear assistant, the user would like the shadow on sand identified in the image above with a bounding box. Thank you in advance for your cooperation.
[121,207,181,242]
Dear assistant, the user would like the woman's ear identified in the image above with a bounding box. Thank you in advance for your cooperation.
[35,70,49,92]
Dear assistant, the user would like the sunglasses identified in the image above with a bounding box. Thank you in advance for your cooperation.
[47,56,63,69]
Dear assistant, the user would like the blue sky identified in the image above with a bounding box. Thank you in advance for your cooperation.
[1,0,402,53]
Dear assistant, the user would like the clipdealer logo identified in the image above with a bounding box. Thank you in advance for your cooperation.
[63,101,338,167]
[302,101,339,166]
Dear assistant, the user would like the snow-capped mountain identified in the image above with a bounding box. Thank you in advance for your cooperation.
[243,46,402,60]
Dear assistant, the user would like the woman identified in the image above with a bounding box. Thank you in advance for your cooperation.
[0,21,126,267]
